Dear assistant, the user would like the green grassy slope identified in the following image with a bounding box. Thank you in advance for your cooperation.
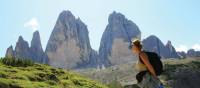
[0,57,108,88]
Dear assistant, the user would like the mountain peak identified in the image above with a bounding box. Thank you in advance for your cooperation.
[143,35,180,58]
[45,10,97,69]
[58,10,75,23]
[8,45,13,49]
[147,35,159,40]
[31,30,41,47]
[166,40,172,46]
[108,11,125,24]
[60,10,73,16]
[33,30,39,36]
[99,11,141,66]
[18,36,24,42]
[16,35,29,48]
[30,30,47,63]
[5,45,14,57]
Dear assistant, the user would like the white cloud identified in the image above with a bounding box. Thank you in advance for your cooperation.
[176,44,200,52]
[175,45,188,52]
[24,17,39,31]
[192,44,200,51]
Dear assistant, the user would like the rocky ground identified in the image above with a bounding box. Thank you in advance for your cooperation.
[76,57,200,88]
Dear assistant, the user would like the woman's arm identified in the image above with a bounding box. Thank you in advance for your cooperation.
[139,52,157,78]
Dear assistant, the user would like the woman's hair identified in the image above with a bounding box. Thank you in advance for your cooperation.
[132,39,142,50]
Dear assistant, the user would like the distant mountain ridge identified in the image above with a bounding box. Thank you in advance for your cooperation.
[5,31,48,64]
[5,10,199,69]
[142,35,180,58]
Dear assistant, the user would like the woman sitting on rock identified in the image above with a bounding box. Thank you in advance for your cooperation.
[130,39,163,88]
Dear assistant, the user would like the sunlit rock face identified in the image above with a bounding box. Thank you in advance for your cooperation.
[99,11,141,66]
[45,10,98,69]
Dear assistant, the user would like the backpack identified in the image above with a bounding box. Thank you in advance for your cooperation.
[139,51,163,76]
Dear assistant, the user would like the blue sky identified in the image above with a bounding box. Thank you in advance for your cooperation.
[0,0,200,57]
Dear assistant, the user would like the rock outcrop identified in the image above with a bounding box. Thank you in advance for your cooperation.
[7,10,200,70]
[30,31,48,63]
[14,36,31,59]
[142,35,165,56]
[196,51,200,57]
[142,35,180,58]
[165,40,180,58]
[187,49,200,57]
[45,10,98,69]
[5,31,47,64]
[177,51,187,58]
[99,11,141,66]
[5,45,15,57]
[187,49,196,57]
[177,49,200,58]
[78,57,200,88]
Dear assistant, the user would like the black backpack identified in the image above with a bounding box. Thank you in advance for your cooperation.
[139,51,163,76]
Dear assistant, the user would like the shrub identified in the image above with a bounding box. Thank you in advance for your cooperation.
[0,57,34,67]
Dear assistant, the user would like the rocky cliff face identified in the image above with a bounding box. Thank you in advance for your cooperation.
[5,31,47,64]
[165,40,180,58]
[176,49,200,58]
[99,11,141,66]
[142,35,166,58]
[6,10,199,70]
[45,11,98,69]
[187,49,200,57]
[177,51,187,58]
[30,31,48,63]
[5,45,15,57]
[142,35,180,58]
[14,36,31,59]
[195,51,200,57]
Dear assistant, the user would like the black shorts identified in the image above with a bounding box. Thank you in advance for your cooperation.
[136,71,148,83]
